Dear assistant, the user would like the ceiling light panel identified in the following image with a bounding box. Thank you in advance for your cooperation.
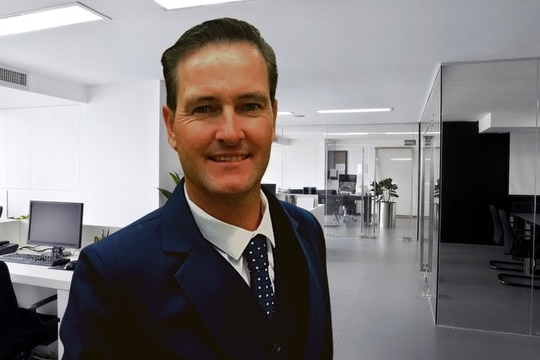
[152,0,245,10]
[0,2,107,37]
[317,108,393,114]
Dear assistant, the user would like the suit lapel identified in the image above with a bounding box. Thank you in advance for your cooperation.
[160,183,271,359]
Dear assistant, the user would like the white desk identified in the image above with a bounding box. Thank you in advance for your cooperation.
[6,261,73,359]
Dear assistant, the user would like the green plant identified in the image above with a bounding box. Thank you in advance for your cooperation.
[434,178,440,199]
[158,172,181,199]
[370,178,399,202]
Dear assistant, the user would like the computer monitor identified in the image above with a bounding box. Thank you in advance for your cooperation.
[27,200,84,250]
[338,174,357,194]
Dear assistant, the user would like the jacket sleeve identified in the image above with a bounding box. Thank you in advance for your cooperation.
[60,246,132,360]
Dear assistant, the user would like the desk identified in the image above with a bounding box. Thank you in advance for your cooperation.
[512,212,540,226]
[6,262,73,358]
[320,194,374,224]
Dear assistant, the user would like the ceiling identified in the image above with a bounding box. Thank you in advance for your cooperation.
[1,0,540,136]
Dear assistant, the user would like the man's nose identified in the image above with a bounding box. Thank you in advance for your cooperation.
[215,109,245,144]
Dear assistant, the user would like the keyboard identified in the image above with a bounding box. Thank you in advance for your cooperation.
[0,252,70,267]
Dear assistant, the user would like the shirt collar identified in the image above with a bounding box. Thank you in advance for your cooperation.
[184,185,275,261]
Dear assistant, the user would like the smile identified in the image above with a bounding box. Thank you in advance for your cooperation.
[210,155,248,162]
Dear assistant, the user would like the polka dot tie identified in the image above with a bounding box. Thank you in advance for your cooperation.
[244,234,274,319]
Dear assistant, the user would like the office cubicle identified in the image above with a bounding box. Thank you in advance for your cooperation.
[437,59,539,337]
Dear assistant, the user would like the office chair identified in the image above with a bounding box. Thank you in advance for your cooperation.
[490,204,503,245]
[494,210,540,289]
[0,261,59,360]
[499,208,537,259]
[488,205,524,272]
[337,175,358,222]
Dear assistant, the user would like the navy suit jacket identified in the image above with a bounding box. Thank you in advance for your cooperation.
[60,183,333,359]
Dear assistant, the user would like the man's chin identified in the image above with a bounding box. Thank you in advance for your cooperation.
[209,179,260,197]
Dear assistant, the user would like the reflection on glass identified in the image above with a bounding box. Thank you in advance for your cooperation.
[437,59,539,337]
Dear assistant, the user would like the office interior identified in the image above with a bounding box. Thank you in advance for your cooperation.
[1,1,540,359]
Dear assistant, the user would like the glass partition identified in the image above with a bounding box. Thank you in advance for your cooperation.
[438,59,539,336]
[419,70,441,318]
[270,123,422,242]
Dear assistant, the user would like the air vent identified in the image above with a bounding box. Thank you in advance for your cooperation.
[0,66,27,87]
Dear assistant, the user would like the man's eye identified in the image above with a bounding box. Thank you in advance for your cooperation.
[193,106,212,114]
[242,103,262,112]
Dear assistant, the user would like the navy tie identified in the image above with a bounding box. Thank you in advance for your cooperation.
[244,234,274,318]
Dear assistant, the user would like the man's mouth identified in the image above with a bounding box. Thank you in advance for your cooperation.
[210,155,248,162]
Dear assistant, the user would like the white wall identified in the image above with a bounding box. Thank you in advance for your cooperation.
[0,106,81,218]
[0,81,163,228]
[262,143,285,188]
[279,138,326,190]
[509,132,540,195]
[80,81,161,227]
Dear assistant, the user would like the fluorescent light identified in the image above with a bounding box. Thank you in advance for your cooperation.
[327,132,369,136]
[385,132,440,135]
[0,3,106,37]
[277,111,294,116]
[317,108,393,114]
[152,0,245,10]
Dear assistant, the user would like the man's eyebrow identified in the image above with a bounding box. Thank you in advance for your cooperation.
[237,93,270,102]
[181,93,270,108]
[182,96,217,108]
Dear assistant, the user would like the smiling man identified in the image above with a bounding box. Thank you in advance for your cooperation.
[60,18,333,360]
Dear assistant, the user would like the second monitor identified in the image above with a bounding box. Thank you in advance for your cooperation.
[338,174,357,194]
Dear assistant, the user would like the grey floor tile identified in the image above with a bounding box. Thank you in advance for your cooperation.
[327,218,540,359]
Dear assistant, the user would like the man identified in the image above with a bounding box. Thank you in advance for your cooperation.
[60,18,333,359]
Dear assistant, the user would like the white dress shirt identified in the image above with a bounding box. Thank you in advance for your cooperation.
[184,185,276,288]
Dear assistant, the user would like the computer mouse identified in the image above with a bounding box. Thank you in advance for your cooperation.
[64,260,78,270]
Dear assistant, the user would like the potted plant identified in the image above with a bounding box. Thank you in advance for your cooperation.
[370,178,399,228]
[371,178,399,203]
[158,172,181,200]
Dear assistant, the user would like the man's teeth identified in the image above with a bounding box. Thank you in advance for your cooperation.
[212,156,246,162]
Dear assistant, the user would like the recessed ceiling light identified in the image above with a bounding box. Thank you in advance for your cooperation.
[152,0,245,10]
[317,108,393,114]
[277,111,305,117]
[0,2,107,37]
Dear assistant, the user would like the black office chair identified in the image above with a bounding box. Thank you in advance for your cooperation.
[499,208,537,259]
[489,205,524,272]
[490,204,503,245]
[0,261,59,360]
[494,210,540,288]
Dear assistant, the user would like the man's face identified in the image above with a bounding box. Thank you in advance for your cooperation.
[163,42,277,203]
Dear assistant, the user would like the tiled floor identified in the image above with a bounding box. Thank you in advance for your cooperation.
[326,218,540,360]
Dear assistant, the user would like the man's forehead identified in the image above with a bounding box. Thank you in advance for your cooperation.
[179,42,262,67]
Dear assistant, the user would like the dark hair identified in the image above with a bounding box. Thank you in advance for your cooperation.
[161,18,278,112]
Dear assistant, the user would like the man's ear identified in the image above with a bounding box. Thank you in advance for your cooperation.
[162,105,177,150]
[272,99,278,135]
